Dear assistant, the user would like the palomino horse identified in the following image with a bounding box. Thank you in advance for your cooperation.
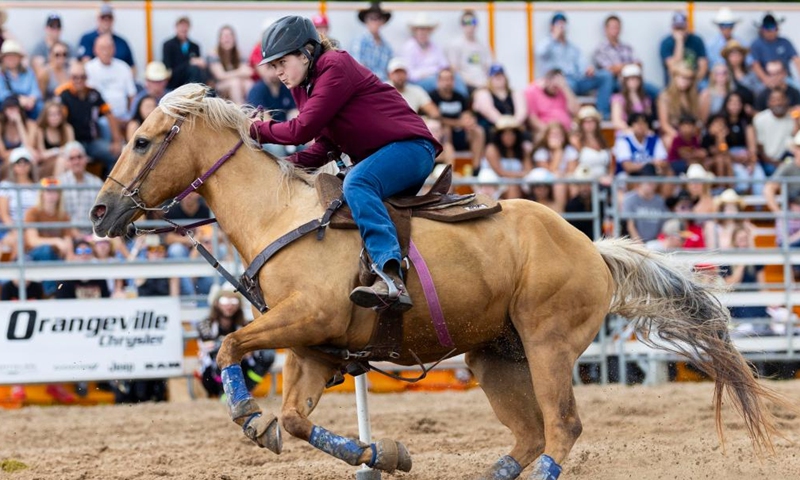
[91,85,786,479]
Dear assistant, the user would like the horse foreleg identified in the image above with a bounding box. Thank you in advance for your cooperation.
[281,352,412,474]
[466,348,544,480]
[214,293,347,453]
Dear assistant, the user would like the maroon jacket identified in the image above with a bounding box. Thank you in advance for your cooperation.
[249,50,442,167]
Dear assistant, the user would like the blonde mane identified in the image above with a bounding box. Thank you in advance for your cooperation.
[158,83,318,185]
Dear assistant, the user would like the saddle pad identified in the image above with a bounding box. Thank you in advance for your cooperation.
[413,194,501,222]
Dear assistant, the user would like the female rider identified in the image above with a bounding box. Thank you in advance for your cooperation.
[249,16,441,312]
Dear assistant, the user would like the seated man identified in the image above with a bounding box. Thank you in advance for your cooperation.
[764,131,800,213]
[613,113,668,176]
[525,68,578,132]
[387,58,439,118]
[85,33,137,120]
[753,61,800,111]
[622,164,669,243]
[126,62,171,123]
[429,68,484,172]
[57,62,122,177]
[659,11,708,87]
[77,4,135,74]
[749,13,800,89]
[536,12,614,118]
[753,89,798,180]
[57,142,103,235]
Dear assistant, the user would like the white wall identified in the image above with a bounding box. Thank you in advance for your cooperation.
[4,1,800,88]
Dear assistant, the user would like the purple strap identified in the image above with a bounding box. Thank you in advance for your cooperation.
[175,140,243,202]
[407,239,454,348]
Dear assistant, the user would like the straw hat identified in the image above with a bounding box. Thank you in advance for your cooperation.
[620,64,642,78]
[408,12,438,29]
[714,188,744,209]
[577,105,601,122]
[720,40,749,59]
[685,163,714,180]
[0,39,24,57]
[145,61,171,82]
[494,115,521,131]
[712,8,740,26]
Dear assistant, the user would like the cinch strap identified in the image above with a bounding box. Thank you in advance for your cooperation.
[407,239,454,348]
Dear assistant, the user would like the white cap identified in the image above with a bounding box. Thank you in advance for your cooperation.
[686,163,714,180]
[621,63,642,78]
[9,147,32,164]
[145,61,171,81]
[387,57,408,74]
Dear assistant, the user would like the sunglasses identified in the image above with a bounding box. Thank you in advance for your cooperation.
[75,246,93,256]
[52,51,67,57]
[218,296,240,306]
[461,17,478,27]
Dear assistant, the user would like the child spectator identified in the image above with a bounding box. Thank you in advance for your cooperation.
[700,114,734,180]
[657,61,700,150]
[533,121,578,176]
[699,64,732,123]
[613,113,668,176]
[667,115,706,176]
[446,10,492,94]
[209,25,253,105]
[610,64,653,133]
[668,188,706,248]
[525,68,578,133]
[429,67,485,172]
[35,41,70,101]
[135,235,179,297]
[125,95,156,142]
[622,166,669,243]
[30,100,74,178]
[0,40,43,119]
[55,239,110,298]
[473,64,528,137]
[572,105,611,186]
[196,288,275,398]
[477,115,532,199]
[23,177,75,262]
[350,2,393,82]
[57,142,103,235]
[162,16,207,90]
[705,189,754,250]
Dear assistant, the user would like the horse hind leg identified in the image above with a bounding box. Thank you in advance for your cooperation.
[280,352,412,474]
[466,347,544,480]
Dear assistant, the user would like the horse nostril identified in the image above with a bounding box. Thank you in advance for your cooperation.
[90,204,107,222]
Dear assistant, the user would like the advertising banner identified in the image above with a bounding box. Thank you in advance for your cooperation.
[0,298,183,384]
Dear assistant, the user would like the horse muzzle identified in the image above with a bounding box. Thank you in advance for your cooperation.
[90,194,139,238]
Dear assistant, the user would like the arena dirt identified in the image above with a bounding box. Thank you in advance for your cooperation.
[1,381,799,480]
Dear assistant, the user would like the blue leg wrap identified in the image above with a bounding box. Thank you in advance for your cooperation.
[221,364,252,416]
[309,425,368,466]
[528,454,562,480]
[486,455,523,480]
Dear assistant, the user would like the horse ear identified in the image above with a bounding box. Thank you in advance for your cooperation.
[205,88,218,98]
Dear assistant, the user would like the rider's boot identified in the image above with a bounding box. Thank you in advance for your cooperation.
[349,260,412,312]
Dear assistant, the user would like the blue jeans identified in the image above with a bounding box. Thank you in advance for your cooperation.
[414,73,469,98]
[343,139,436,270]
[167,242,214,297]
[82,139,116,176]
[567,69,614,118]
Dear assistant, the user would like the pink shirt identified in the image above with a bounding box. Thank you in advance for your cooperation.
[524,84,572,131]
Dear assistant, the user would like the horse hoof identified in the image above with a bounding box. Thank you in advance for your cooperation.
[370,439,412,473]
[243,413,282,454]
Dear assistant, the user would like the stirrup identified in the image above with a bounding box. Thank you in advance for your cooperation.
[349,263,412,312]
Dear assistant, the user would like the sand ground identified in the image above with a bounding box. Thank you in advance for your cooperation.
[1,381,799,480]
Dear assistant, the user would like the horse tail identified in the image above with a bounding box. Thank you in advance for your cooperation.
[594,237,792,453]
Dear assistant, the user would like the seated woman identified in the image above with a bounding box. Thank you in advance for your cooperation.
[0,147,38,259]
[610,64,653,134]
[196,288,275,398]
[23,176,76,262]
[572,105,612,187]
[698,64,732,123]
[704,188,754,250]
[30,100,74,177]
[0,95,36,166]
[472,64,528,139]
[208,25,253,105]
[0,40,43,119]
[533,121,578,177]
[126,95,157,142]
[657,61,700,150]
[720,92,761,195]
[36,41,70,100]
[476,116,532,199]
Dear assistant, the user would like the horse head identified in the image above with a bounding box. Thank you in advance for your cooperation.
[90,83,257,237]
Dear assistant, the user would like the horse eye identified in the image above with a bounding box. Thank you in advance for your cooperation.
[134,138,150,151]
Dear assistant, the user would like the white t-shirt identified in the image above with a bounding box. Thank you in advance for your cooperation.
[753,110,795,161]
[0,181,39,224]
[533,146,578,174]
[85,58,137,118]
[396,83,432,113]
[446,36,492,88]
[577,147,611,178]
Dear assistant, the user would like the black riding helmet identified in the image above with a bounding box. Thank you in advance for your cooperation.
[259,15,321,66]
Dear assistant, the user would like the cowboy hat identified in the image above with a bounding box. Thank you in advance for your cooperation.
[494,115,521,131]
[408,12,438,29]
[358,2,391,24]
[756,13,784,30]
[713,8,740,26]
[686,163,715,180]
[577,105,601,122]
[720,40,749,59]
[0,39,24,57]
[714,188,744,210]
[145,61,171,82]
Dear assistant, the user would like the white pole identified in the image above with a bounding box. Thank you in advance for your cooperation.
[354,374,381,480]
